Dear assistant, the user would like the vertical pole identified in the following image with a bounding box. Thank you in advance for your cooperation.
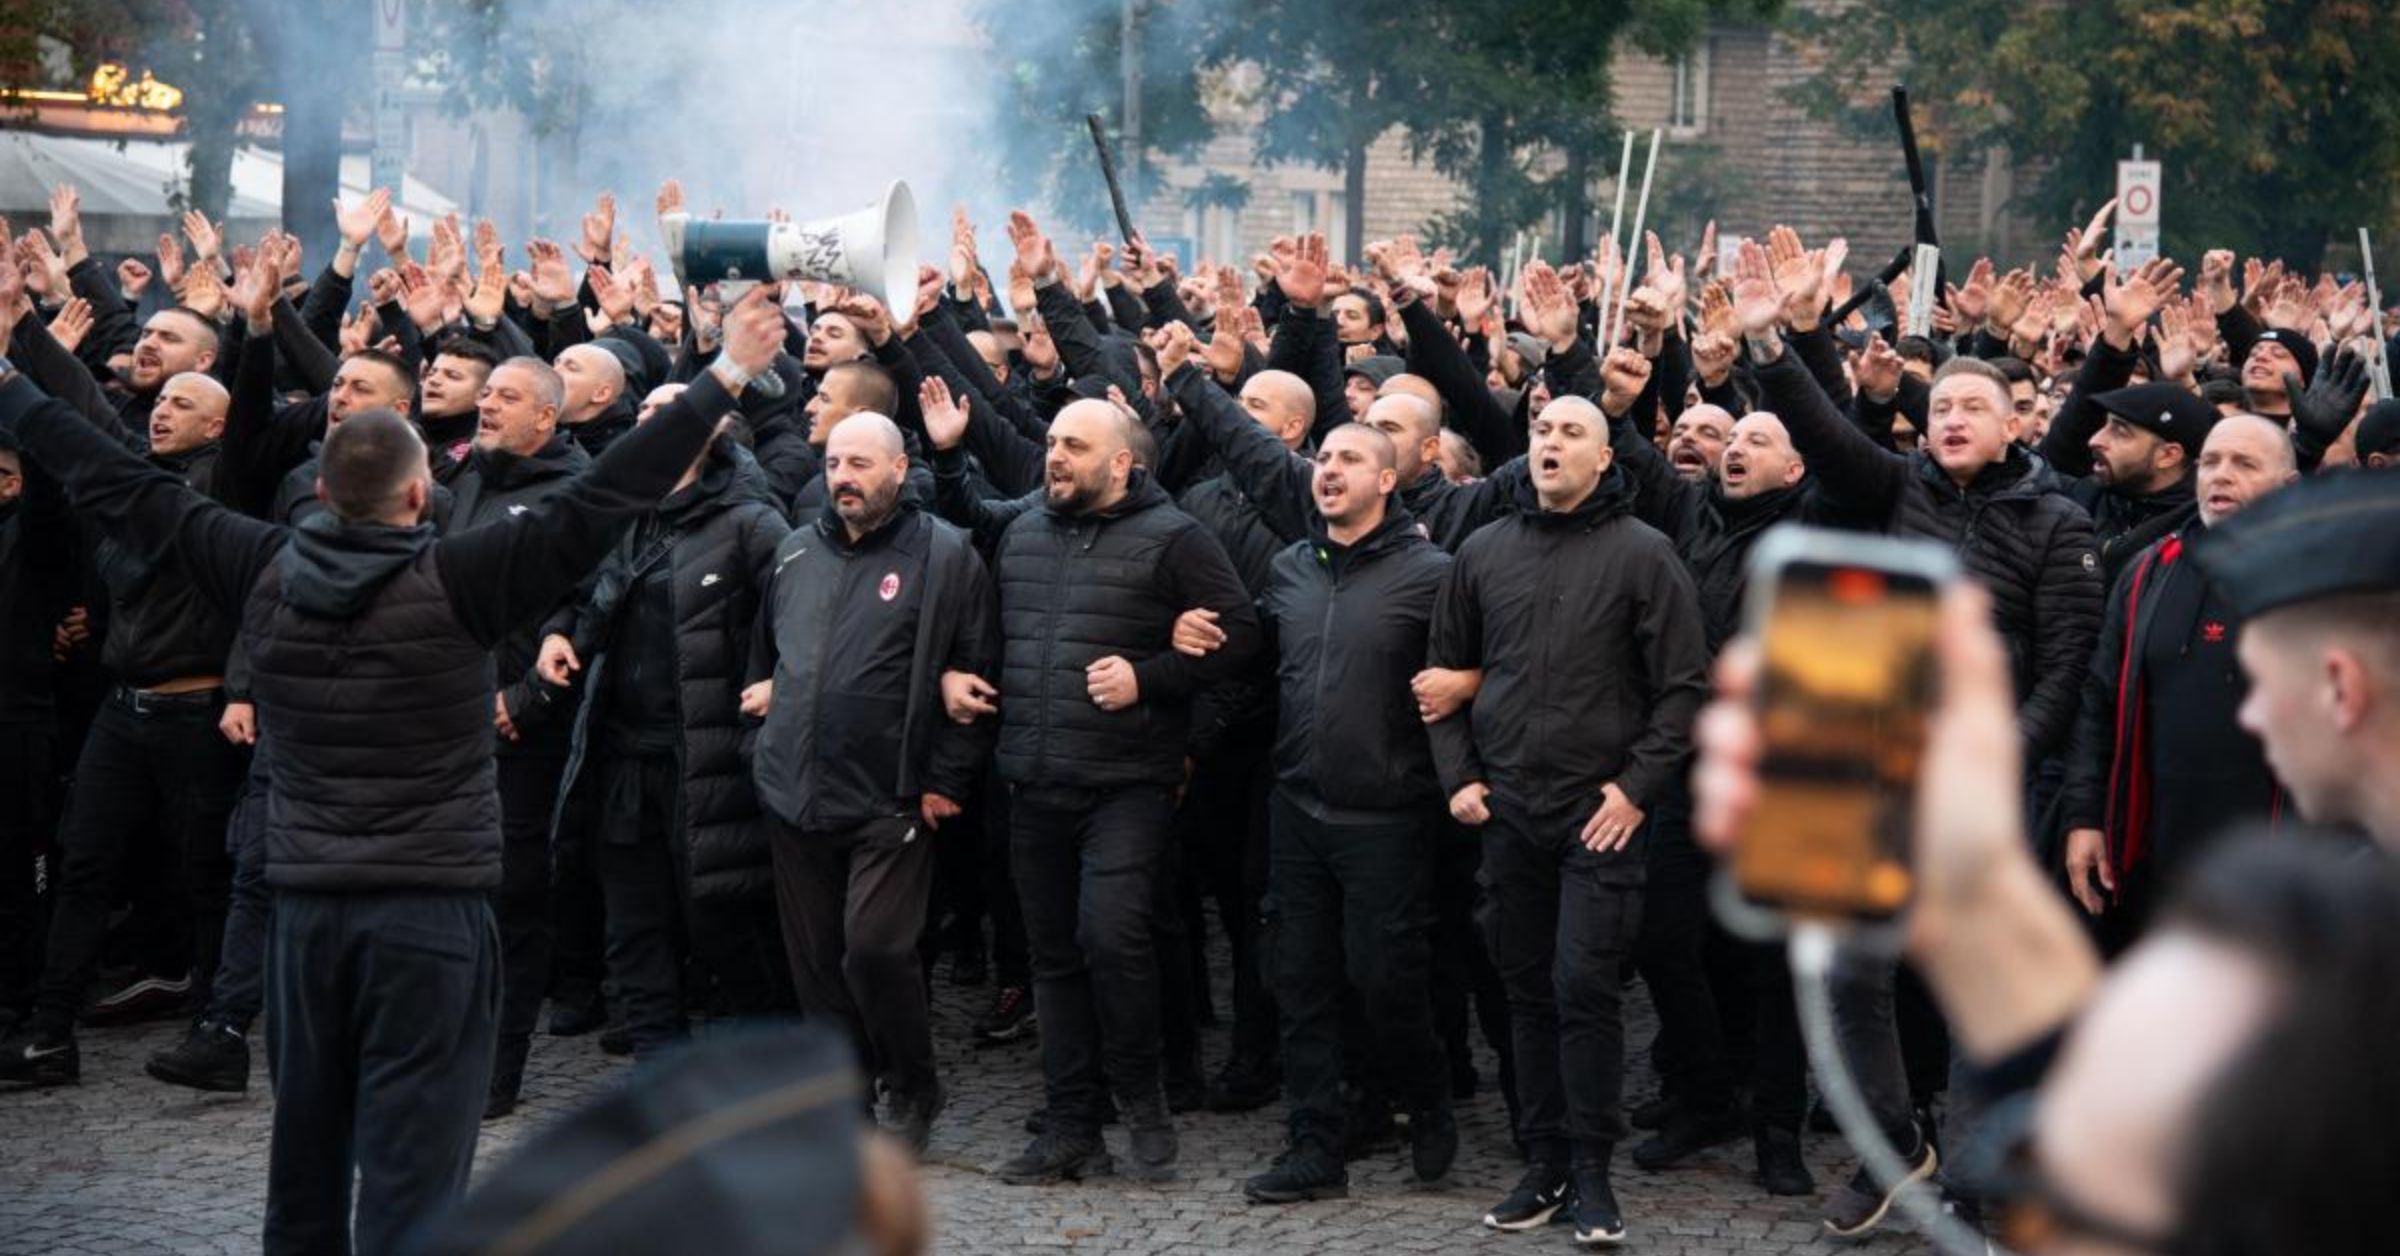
[1120,0,1142,233]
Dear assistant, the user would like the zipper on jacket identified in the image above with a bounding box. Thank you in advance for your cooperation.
[1309,558,1340,794]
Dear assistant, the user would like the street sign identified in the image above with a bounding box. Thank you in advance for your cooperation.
[371,0,408,199]
[2116,158,2161,267]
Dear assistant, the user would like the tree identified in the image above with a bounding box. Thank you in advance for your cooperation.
[1784,0,2400,269]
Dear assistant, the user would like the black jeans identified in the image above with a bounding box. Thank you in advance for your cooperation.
[771,813,938,1096]
[977,767,1032,989]
[492,748,566,1064]
[594,752,686,1056]
[0,727,55,1020]
[34,690,241,1030]
[264,890,498,1256]
[205,748,272,1031]
[1745,940,1809,1131]
[1431,820,1515,1122]
[1011,783,1176,1135]
[1267,793,1446,1147]
[1184,727,1277,1065]
[1633,810,1735,1115]
[1480,797,1645,1155]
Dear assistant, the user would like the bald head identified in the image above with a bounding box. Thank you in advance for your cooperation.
[1363,393,1441,484]
[556,344,626,423]
[1240,369,1316,449]
[829,411,907,459]
[2197,413,2300,528]
[637,383,688,422]
[1378,373,1443,419]
[147,372,231,456]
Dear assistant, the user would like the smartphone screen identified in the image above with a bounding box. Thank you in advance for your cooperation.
[1736,558,1940,921]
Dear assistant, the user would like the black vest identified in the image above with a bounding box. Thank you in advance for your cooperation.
[244,547,500,891]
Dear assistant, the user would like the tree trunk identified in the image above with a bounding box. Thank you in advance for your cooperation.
[267,0,358,268]
[1561,146,1590,262]
[1343,134,1369,267]
[185,104,240,223]
[1476,110,1509,265]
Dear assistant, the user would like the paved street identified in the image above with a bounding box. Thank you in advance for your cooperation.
[1,963,1933,1255]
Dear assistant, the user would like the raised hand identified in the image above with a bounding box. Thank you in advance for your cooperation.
[1521,260,1580,349]
[334,187,393,249]
[578,192,617,265]
[1276,232,1329,308]
[1642,231,1688,321]
[717,283,788,379]
[1006,210,1059,283]
[397,262,447,332]
[1598,346,1652,415]
[179,258,227,321]
[375,200,411,263]
[949,205,979,289]
[20,229,68,302]
[2061,197,2116,283]
[2197,249,2236,314]
[1945,257,1995,327]
[831,292,894,346]
[1200,317,1246,380]
[1143,322,1198,377]
[230,251,273,329]
[182,209,223,266]
[48,184,85,266]
[1730,239,1782,338]
[427,214,467,285]
[116,256,153,301]
[525,239,577,310]
[2099,261,2166,348]
[1455,265,1496,331]
[2285,349,2371,448]
[1856,332,1905,401]
[919,376,970,451]
[48,297,93,354]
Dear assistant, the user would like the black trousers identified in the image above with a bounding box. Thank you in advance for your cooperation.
[1745,940,1809,1132]
[976,767,1032,989]
[771,813,937,1096]
[1480,797,1644,1155]
[264,890,498,1256]
[34,691,241,1030]
[1184,727,1277,1065]
[0,727,55,1019]
[1011,783,1176,1135]
[594,752,686,1056]
[205,751,272,1031]
[1267,794,1446,1146]
[492,749,566,1062]
[1633,811,1735,1115]
[1431,821,1515,1121]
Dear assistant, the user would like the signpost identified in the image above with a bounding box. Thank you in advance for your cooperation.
[2116,149,2162,268]
[371,0,408,198]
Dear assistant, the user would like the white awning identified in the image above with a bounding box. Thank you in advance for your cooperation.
[0,131,457,223]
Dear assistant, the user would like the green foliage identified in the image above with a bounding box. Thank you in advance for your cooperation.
[1784,0,2400,268]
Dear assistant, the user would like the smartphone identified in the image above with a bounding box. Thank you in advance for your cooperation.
[1733,528,1955,924]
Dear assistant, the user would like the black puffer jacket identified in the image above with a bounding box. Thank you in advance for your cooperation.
[1755,349,2103,756]
[451,431,594,751]
[549,443,791,901]
[992,471,1259,790]
[1259,507,1451,818]
[1426,470,1710,822]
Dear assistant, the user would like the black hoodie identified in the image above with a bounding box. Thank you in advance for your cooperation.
[1426,468,1709,827]
[452,431,595,749]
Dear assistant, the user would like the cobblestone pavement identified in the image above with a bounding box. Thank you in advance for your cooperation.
[1,961,1934,1255]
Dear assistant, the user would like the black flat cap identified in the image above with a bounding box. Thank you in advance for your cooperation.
[2093,382,2219,458]
[417,1027,865,1256]
[2187,469,2400,620]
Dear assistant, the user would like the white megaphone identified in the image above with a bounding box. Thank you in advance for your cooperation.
[661,180,920,318]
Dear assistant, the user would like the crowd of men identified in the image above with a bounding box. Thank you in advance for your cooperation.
[0,173,2395,1255]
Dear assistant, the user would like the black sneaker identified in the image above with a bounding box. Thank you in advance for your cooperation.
[1341,1093,1397,1162]
[1482,1161,1572,1231]
[83,972,189,1026]
[1205,1051,1280,1112]
[1754,1125,1816,1197]
[546,989,606,1038]
[1822,1130,1938,1239]
[1409,1106,1459,1182]
[1630,1093,1682,1131]
[1632,1102,1746,1171]
[1242,1141,1349,1204]
[1024,1099,1118,1135]
[484,1050,526,1121]
[995,1130,1112,1185]
[1121,1095,1178,1184]
[598,1024,637,1057]
[887,1080,946,1155]
[1569,1165,1627,1246]
[973,986,1035,1045]
[0,1024,78,1086]
[145,1020,249,1092]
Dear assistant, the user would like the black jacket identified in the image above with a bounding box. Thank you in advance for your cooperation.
[750,502,998,831]
[2060,528,2285,886]
[0,370,740,891]
[1260,508,1451,819]
[1754,348,2103,757]
[564,395,637,459]
[0,434,76,727]
[1426,470,1710,826]
[452,431,595,750]
[992,471,1260,790]
[551,442,792,900]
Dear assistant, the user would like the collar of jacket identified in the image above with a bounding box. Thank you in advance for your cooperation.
[1913,443,2039,500]
[815,495,919,553]
[1048,467,1169,521]
[1709,479,1806,533]
[1508,462,1635,528]
[477,430,589,486]
[1308,498,1427,565]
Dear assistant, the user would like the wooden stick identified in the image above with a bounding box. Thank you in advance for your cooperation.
[1607,130,1663,353]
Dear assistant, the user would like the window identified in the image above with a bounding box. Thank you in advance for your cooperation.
[1291,190,1318,234]
[1186,205,1243,265]
[1326,192,1349,262]
[1669,45,1710,136]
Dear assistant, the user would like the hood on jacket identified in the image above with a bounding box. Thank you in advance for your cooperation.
[1306,497,1427,561]
[283,512,437,619]
[566,395,638,458]
[476,431,592,488]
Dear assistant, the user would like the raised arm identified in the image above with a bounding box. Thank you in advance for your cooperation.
[0,374,283,615]
[1157,333,1314,544]
[435,289,782,646]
